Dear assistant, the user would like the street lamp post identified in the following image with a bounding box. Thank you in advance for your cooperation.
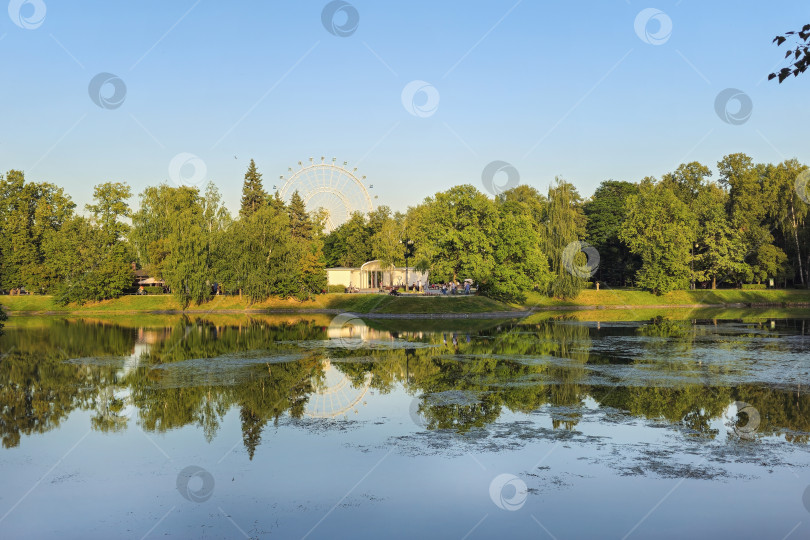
[401,239,415,292]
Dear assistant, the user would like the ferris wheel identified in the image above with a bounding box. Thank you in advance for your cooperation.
[276,157,374,232]
[304,360,372,419]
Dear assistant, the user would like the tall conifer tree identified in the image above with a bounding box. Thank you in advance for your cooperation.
[239,159,268,218]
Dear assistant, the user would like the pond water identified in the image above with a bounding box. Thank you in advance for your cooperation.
[1,314,809,539]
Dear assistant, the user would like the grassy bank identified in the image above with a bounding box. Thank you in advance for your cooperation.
[2,288,809,316]
[523,288,810,307]
[0,293,514,315]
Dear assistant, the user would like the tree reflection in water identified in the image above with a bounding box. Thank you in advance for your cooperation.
[0,315,808,456]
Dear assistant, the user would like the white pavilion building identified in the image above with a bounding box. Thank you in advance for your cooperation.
[326,260,429,289]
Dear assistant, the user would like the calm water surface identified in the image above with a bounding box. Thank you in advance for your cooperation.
[1,314,809,539]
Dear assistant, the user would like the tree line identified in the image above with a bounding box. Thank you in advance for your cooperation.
[325,153,809,299]
[0,152,807,305]
[0,160,325,306]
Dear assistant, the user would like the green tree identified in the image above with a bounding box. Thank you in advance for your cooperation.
[281,191,326,299]
[404,203,433,274]
[85,182,132,239]
[764,159,808,286]
[46,182,134,304]
[717,154,777,283]
[43,218,132,304]
[203,183,231,236]
[480,209,551,303]
[239,159,268,218]
[268,191,286,214]
[164,188,213,306]
[370,207,403,285]
[718,154,763,229]
[129,184,176,278]
[288,191,313,241]
[497,185,547,228]
[661,162,713,208]
[692,187,748,289]
[296,247,327,298]
[751,244,788,285]
[0,170,75,292]
[417,185,499,283]
[583,180,639,286]
[620,179,697,294]
[132,184,222,306]
[545,178,587,299]
[323,211,375,267]
[214,203,291,301]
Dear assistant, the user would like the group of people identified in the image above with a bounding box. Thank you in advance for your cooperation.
[393,279,425,292]
[346,278,474,295]
[137,285,170,295]
[439,281,471,295]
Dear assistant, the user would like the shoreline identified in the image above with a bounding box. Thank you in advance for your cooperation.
[2,290,810,319]
[4,300,809,319]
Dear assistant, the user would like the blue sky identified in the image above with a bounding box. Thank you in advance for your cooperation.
[2,0,809,215]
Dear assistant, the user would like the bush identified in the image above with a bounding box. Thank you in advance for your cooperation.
[477,278,526,304]
[741,283,767,290]
[326,285,346,293]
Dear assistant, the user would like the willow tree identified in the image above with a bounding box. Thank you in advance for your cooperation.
[163,188,212,306]
[545,178,586,299]
[130,184,176,278]
[765,159,808,286]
